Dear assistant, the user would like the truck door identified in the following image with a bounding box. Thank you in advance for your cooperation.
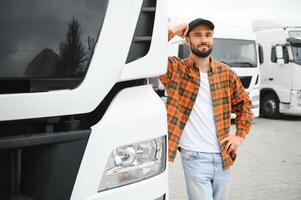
[263,44,292,103]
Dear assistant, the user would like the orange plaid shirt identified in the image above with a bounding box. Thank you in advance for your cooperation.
[160,32,254,170]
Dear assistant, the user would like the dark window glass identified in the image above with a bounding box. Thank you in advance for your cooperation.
[126,0,157,63]
[291,46,301,64]
[283,45,289,64]
[178,43,190,59]
[288,31,301,65]
[271,46,277,63]
[0,0,108,93]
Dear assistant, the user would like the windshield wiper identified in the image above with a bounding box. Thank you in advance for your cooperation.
[229,62,255,68]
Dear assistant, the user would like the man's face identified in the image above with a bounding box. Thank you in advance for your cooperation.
[186,24,213,58]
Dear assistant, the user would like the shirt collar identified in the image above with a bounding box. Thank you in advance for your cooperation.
[187,55,218,73]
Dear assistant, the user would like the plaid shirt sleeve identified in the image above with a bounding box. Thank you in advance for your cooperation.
[159,57,178,88]
[229,69,254,139]
[159,30,177,87]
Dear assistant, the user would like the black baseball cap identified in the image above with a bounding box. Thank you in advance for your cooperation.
[188,18,215,33]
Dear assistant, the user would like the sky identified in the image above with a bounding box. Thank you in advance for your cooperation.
[168,0,301,27]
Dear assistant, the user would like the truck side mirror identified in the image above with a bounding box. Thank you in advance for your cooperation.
[178,43,190,59]
[275,45,284,64]
[275,45,283,58]
[258,44,264,64]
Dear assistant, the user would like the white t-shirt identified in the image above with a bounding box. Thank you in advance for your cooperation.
[179,71,221,153]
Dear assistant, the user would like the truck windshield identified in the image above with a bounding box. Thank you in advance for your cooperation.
[288,31,301,64]
[0,0,108,91]
[212,38,257,68]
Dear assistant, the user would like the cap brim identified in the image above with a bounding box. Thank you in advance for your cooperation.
[188,19,215,33]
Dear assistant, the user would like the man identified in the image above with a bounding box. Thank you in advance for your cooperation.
[159,18,254,200]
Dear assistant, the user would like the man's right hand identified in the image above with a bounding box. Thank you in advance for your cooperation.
[170,23,189,38]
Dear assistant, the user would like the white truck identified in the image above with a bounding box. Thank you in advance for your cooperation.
[252,20,301,118]
[0,0,168,200]
[166,23,261,118]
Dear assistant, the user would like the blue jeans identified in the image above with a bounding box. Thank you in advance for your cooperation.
[180,148,231,200]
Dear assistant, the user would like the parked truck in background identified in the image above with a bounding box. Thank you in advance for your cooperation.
[164,22,261,118]
[0,0,168,199]
[253,20,301,118]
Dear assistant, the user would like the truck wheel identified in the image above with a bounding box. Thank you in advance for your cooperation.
[261,93,281,118]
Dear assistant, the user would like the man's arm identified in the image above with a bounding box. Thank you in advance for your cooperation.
[221,69,254,153]
[159,57,175,88]
[159,23,188,87]
[230,70,254,139]
[169,23,189,39]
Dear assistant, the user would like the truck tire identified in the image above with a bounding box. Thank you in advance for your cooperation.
[261,93,281,118]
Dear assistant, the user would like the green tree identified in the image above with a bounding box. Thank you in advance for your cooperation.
[59,19,86,77]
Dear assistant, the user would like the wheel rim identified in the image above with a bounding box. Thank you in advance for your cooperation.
[263,99,277,115]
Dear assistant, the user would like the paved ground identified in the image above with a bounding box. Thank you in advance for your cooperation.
[168,116,301,200]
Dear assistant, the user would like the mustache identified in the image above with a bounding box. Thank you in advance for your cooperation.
[197,43,210,48]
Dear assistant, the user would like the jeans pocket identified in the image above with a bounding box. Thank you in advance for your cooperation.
[180,149,198,160]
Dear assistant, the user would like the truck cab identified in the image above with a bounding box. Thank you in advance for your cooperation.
[0,0,168,199]
[253,20,301,118]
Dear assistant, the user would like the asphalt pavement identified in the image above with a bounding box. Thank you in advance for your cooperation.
[168,116,301,200]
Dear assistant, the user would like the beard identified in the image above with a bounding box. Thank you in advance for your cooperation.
[190,42,212,58]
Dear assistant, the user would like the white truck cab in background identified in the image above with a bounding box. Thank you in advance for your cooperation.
[166,22,260,118]
[253,20,301,118]
[0,0,168,199]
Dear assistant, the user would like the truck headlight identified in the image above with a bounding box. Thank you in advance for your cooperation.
[98,136,166,192]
